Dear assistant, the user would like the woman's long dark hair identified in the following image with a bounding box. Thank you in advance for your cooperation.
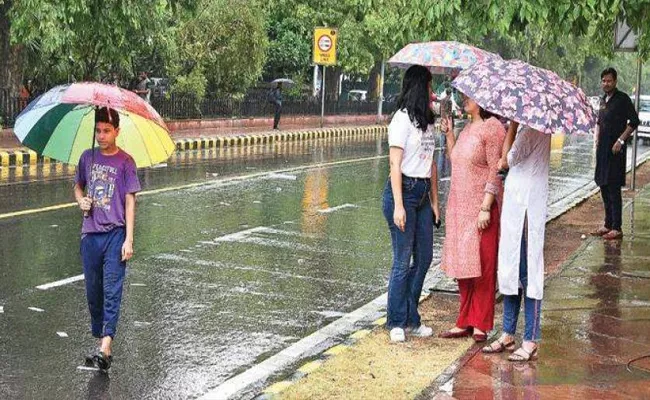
[395,65,435,132]
[479,107,496,121]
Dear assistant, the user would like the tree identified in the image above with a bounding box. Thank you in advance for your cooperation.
[174,0,268,96]
[9,0,174,83]
[0,0,23,95]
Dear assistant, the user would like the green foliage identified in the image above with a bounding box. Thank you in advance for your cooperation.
[170,66,207,99]
[173,0,269,95]
[10,0,173,80]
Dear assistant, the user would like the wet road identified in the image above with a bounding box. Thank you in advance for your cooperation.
[0,132,647,399]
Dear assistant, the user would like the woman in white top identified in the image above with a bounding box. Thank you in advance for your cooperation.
[483,122,551,361]
[382,65,441,342]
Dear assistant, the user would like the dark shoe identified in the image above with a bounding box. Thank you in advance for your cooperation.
[438,328,471,339]
[472,333,488,343]
[94,352,112,371]
[602,230,623,240]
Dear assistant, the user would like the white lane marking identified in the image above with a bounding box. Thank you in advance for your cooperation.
[77,366,100,372]
[212,227,268,243]
[440,177,451,182]
[268,173,298,181]
[317,203,358,214]
[50,224,59,228]
[130,283,147,287]
[0,155,388,221]
[28,307,45,312]
[56,332,68,338]
[36,274,84,290]
[0,306,4,313]
[134,321,152,327]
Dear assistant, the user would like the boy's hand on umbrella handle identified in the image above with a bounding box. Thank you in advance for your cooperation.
[122,239,134,262]
[78,197,92,212]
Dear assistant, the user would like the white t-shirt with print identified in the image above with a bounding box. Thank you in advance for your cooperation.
[388,109,436,178]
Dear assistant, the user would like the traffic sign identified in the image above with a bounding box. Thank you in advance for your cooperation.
[313,27,337,65]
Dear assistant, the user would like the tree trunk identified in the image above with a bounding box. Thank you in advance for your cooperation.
[367,62,382,101]
[0,0,23,96]
[325,66,341,101]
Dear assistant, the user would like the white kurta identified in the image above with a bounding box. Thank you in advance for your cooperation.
[498,127,551,300]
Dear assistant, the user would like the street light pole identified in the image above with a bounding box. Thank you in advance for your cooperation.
[631,57,642,190]
[377,60,385,123]
[320,66,326,128]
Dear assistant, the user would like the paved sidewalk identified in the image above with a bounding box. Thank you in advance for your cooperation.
[427,192,650,399]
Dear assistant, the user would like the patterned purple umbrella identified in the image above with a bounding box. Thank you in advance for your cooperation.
[388,41,500,74]
[452,58,596,135]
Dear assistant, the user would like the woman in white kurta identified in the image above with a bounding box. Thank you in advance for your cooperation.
[483,124,551,362]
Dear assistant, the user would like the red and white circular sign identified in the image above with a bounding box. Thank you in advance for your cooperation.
[318,35,332,52]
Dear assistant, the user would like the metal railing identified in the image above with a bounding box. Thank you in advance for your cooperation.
[1,89,397,128]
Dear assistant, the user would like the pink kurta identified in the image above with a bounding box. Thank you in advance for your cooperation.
[442,117,506,279]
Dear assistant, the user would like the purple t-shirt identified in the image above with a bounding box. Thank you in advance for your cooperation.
[75,149,141,234]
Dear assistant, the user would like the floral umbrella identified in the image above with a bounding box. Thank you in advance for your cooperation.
[452,58,596,135]
[388,41,500,74]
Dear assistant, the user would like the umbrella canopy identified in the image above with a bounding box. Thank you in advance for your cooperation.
[388,41,500,74]
[452,59,595,135]
[14,82,175,167]
[271,78,295,86]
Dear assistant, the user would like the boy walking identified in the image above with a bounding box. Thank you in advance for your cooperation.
[74,107,141,371]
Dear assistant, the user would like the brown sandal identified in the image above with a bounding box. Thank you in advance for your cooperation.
[482,339,516,354]
[508,346,538,362]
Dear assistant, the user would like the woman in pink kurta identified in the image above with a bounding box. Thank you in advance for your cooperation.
[439,96,506,341]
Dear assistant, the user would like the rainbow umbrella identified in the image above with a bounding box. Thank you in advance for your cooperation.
[452,58,596,135]
[14,82,175,167]
[388,41,500,74]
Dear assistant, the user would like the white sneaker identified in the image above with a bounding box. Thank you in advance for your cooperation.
[407,324,434,337]
[389,327,406,342]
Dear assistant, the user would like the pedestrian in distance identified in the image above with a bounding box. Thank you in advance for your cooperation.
[382,65,441,343]
[74,107,142,371]
[134,71,151,104]
[592,68,640,240]
[269,83,283,130]
[439,94,506,343]
[483,122,550,361]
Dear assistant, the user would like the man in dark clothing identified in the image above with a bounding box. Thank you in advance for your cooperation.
[270,83,283,130]
[593,68,640,240]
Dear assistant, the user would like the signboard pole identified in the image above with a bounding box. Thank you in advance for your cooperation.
[631,58,643,190]
[377,60,385,123]
[321,66,326,128]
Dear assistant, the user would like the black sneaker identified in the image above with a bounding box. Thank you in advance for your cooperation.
[94,352,112,371]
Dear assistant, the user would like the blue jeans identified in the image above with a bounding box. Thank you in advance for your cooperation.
[81,227,127,338]
[382,176,433,329]
[503,233,542,342]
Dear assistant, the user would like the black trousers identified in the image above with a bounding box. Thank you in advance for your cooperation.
[273,104,282,129]
[600,185,622,231]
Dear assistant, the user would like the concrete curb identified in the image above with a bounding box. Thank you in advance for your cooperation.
[0,125,388,167]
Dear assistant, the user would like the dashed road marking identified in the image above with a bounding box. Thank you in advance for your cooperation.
[28,307,45,312]
[36,274,84,290]
[317,203,358,214]
[56,332,68,338]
